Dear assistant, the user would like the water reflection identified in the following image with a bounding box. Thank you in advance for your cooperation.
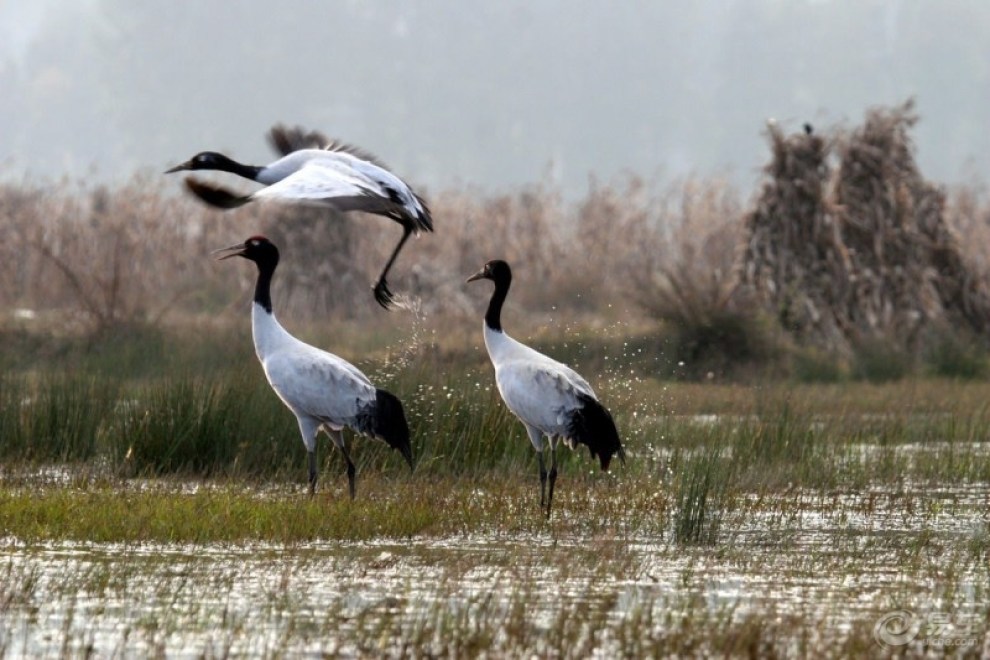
[2,483,987,656]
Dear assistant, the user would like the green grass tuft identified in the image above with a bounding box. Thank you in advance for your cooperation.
[672,443,729,546]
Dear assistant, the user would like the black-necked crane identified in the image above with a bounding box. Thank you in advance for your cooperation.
[215,235,413,498]
[466,260,625,518]
[171,124,432,309]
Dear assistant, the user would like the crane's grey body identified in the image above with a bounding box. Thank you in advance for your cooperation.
[484,323,596,448]
[253,301,375,451]
[249,148,429,226]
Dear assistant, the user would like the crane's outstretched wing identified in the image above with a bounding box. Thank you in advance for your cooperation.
[267,124,392,170]
[184,164,405,217]
[268,124,332,155]
[253,162,410,216]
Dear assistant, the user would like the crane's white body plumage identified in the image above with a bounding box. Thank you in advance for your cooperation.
[251,148,429,225]
[253,302,375,452]
[483,324,595,451]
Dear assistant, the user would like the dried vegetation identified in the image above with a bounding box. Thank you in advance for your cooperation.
[2,100,989,378]
[741,100,990,361]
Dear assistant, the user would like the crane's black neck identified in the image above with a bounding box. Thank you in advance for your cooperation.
[200,153,263,181]
[485,272,511,332]
[253,258,277,314]
[220,158,263,181]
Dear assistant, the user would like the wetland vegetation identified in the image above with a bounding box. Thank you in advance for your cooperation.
[4,106,990,655]
[2,328,990,655]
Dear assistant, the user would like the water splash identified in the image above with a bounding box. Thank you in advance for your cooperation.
[375,293,433,382]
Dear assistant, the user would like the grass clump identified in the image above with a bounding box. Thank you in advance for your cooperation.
[395,367,529,476]
[665,310,773,380]
[671,444,729,546]
[0,474,652,543]
[734,404,823,477]
[0,373,121,463]
[116,374,298,478]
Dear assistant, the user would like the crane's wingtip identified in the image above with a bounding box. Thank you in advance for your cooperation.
[267,123,332,155]
[184,178,252,209]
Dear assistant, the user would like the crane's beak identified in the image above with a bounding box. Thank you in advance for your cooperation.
[466,268,487,283]
[164,160,193,174]
[211,242,247,260]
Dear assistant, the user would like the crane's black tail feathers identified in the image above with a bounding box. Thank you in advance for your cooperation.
[569,393,625,471]
[414,195,434,233]
[367,388,413,470]
[185,178,253,210]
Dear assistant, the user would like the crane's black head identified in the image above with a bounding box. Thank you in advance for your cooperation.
[213,235,280,268]
[467,259,512,332]
[214,236,280,313]
[466,259,512,286]
[166,151,239,174]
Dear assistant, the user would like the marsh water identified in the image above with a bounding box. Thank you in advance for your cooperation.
[2,478,988,657]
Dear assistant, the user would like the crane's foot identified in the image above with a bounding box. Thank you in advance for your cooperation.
[373,278,395,309]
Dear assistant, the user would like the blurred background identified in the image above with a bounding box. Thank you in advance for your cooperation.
[1,1,988,193]
[2,0,990,384]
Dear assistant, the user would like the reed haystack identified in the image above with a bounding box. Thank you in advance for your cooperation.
[741,100,990,356]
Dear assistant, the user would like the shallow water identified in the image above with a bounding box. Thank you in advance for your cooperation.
[2,483,988,656]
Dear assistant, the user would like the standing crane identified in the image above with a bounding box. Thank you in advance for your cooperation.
[215,235,413,497]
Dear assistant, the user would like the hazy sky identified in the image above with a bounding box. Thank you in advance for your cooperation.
[1,1,987,196]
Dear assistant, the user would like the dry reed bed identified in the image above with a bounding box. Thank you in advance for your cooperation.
[0,171,740,332]
[3,100,990,374]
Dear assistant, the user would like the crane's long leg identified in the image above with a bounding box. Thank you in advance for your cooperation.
[373,225,413,309]
[332,430,357,500]
[308,450,318,497]
[538,450,548,509]
[298,417,321,498]
[524,425,547,512]
[546,439,560,520]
